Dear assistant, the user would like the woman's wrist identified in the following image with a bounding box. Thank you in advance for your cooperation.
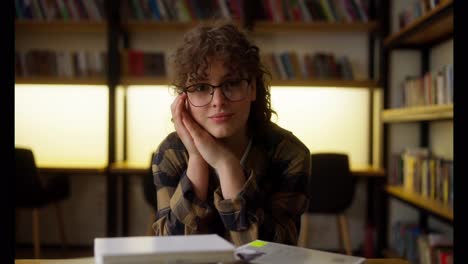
[187,155,209,201]
[216,156,246,200]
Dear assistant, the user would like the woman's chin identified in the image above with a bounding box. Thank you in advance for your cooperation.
[205,127,233,139]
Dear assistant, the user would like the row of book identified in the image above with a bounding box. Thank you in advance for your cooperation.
[256,0,369,22]
[122,0,230,21]
[15,50,107,77]
[388,148,453,207]
[391,222,453,264]
[399,64,453,108]
[121,49,166,77]
[261,52,354,80]
[398,0,445,29]
[15,49,355,80]
[14,49,168,78]
[123,0,370,23]
[15,0,106,21]
[16,0,370,23]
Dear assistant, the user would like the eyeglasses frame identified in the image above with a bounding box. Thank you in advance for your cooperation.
[183,78,252,107]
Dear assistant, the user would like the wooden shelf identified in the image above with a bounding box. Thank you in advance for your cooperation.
[38,167,106,175]
[382,248,404,259]
[109,161,147,175]
[254,21,378,33]
[270,79,379,88]
[385,185,453,221]
[15,20,106,33]
[384,0,453,48]
[123,20,378,33]
[381,104,453,123]
[15,76,107,85]
[120,76,170,86]
[120,76,378,88]
[350,166,385,177]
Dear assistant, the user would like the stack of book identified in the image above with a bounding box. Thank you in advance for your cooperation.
[262,51,354,80]
[418,233,453,264]
[391,222,453,264]
[121,49,166,77]
[95,234,236,264]
[388,148,453,207]
[15,0,106,21]
[15,49,107,78]
[399,64,454,108]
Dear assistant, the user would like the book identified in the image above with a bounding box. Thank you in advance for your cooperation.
[417,233,453,264]
[235,240,365,264]
[94,234,236,264]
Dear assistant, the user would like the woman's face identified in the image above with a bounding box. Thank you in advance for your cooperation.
[185,58,256,140]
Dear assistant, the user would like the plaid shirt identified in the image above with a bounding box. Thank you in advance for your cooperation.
[151,122,310,246]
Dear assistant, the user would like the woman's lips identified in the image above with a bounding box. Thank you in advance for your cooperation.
[209,113,234,123]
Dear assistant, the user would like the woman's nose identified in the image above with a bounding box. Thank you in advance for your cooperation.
[211,87,226,106]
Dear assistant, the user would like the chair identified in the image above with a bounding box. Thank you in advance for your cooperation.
[298,153,356,255]
[15,148,70,259]
[142,152,157,236]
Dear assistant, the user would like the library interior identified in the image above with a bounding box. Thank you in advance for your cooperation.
[14,0,454,263]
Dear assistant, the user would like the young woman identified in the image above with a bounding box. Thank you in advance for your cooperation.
[151,22,311,246]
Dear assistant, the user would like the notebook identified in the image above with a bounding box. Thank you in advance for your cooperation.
[235,240,366,264]
[94,234,236,264]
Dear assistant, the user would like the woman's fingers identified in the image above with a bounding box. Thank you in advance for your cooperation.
[171,94,199,155]
[181,110,203,139]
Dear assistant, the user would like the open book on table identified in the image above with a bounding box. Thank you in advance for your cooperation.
[94,234,366,264]
[236,240,365,264]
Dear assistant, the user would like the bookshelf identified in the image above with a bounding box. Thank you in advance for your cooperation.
[379,0,453,261]
[383,0,453,48]
[14,0,118,239]
[120,20,379,87]
[15,20,379,88]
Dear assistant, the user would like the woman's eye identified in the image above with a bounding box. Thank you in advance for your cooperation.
[195,84,210,92]
[224,80,241,88]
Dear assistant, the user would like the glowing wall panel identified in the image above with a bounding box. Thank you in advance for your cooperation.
[15,85,108,167]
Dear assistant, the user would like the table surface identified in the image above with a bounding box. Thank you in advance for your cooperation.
[15,258,410,264]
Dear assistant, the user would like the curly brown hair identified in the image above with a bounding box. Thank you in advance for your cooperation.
[170,21,276,139]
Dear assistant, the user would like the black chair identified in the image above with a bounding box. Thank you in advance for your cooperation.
[298,153,356,255]
[142,152,157,236]
[15,148,70,259]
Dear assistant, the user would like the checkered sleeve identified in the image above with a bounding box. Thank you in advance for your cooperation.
[151,133,215,236]
[214,136,311,246]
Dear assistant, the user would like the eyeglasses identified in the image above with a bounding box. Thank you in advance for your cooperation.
[184,78,251,107]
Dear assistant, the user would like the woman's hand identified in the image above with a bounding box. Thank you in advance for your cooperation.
[181,110,246,199]
[171,93,209,201]
[171,93,202,158]
[180,109,235,170]
[172,93,246,199]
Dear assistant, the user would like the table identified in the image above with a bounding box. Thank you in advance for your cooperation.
[15,257,410,264]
